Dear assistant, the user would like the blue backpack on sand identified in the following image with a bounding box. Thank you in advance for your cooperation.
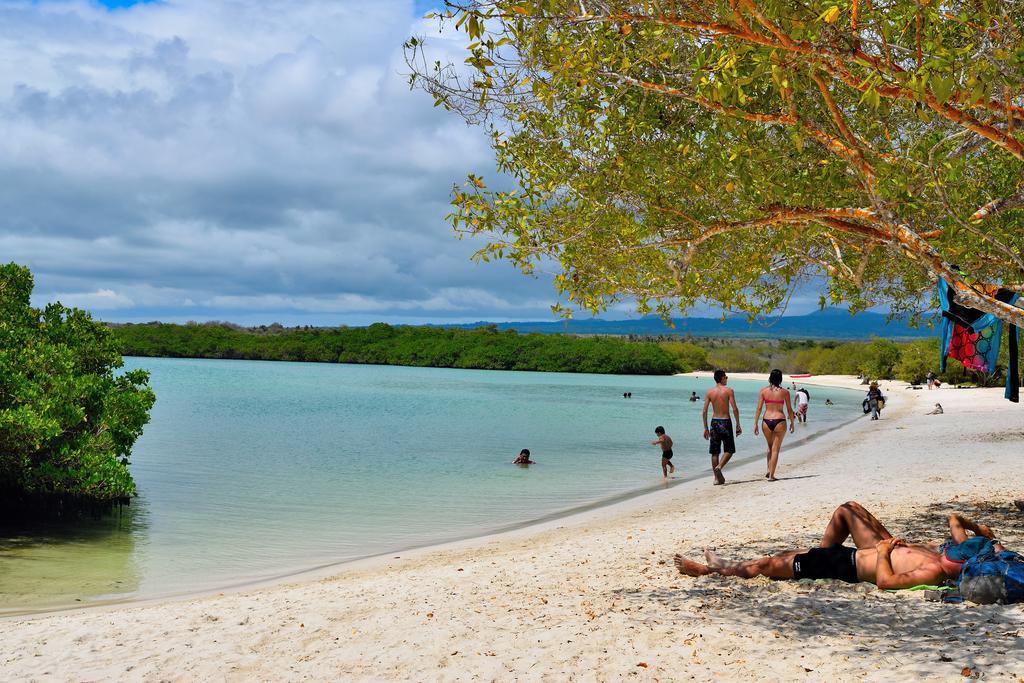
[958,550,1024,604]
[941,536,995,562]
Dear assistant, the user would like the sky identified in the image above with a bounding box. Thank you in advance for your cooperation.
[0,0,825,325]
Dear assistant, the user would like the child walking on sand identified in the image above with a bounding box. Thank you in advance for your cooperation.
[651,426,675,478]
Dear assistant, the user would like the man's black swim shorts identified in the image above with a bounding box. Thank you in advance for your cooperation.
[792,545,859,583]
[662,448,673,459]
[708,418,735,456]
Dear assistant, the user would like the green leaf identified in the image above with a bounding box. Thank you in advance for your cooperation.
[932,76,955,105]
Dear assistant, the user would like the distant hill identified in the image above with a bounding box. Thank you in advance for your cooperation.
[444,308,936,340]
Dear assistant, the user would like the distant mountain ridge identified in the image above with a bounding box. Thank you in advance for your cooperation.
[444,308,936,340]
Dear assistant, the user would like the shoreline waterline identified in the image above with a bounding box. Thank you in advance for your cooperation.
[2,373,867,620]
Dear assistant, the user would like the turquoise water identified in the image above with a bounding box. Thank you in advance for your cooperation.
[0,358,862,612]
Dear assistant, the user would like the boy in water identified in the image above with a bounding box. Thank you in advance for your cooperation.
[512,448,535,465]
[651,426,675,478]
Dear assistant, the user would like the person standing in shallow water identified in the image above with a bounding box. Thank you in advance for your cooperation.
[651,426,675,478]
[795,387,809,423]
[753,369,795,481]
[702,369,741,486]
[512,449,534,465]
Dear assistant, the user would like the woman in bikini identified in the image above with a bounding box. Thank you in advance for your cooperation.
[753,369,796,481]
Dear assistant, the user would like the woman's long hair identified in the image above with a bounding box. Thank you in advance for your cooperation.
[768,368,783,388]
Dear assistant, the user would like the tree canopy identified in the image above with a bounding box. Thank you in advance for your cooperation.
[0,264,155,518]
[407,0,1024,326]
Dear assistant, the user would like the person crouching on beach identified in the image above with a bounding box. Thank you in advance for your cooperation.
[753,369,795,482]
[702,369,741,486]
[795,388,809,423]
[512,449,535,465]
[651,426,675,478]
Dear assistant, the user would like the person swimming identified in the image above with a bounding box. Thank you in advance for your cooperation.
[512,448,535,465]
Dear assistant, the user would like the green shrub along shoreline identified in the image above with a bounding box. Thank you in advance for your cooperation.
[112,322,679,375]
[1,264,155,521]
[113,322,1019,387]
[661,336,1018,386]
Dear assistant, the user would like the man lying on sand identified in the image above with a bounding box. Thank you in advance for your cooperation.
[675,501,1001,590]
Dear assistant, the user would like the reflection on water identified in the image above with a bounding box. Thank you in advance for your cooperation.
[0,503,145,614]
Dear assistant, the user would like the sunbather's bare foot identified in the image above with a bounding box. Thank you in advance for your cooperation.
[713,467,725,485]
[674,554,710,576]
[703,548,726,568]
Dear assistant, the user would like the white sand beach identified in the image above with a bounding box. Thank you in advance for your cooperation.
[3,375,1023,681]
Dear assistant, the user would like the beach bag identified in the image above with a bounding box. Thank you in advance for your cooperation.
[958,550,1024,604]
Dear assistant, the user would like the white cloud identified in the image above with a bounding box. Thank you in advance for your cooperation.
[36,287,134,310]
[205,287,553,315]
[0,0,563,324]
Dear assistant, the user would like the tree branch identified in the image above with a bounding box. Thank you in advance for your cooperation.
[560,8,1024,159]
[736,0,794,48]
[606,72,876,177]
[971,186,1024,221]
[887,221,1024,327]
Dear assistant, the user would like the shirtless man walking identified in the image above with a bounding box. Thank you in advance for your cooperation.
[674,501,999,589]
[702,369,742,486]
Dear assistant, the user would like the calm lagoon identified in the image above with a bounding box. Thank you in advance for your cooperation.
[0,358,863,613]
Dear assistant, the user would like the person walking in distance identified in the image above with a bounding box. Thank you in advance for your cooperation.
[867,381,885,420]
[702,370,741,485]
[753,369,795,481]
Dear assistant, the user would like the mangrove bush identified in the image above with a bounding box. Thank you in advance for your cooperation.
[0,264,155,519]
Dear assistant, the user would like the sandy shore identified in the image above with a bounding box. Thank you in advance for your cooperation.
[3,376,1023,680]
